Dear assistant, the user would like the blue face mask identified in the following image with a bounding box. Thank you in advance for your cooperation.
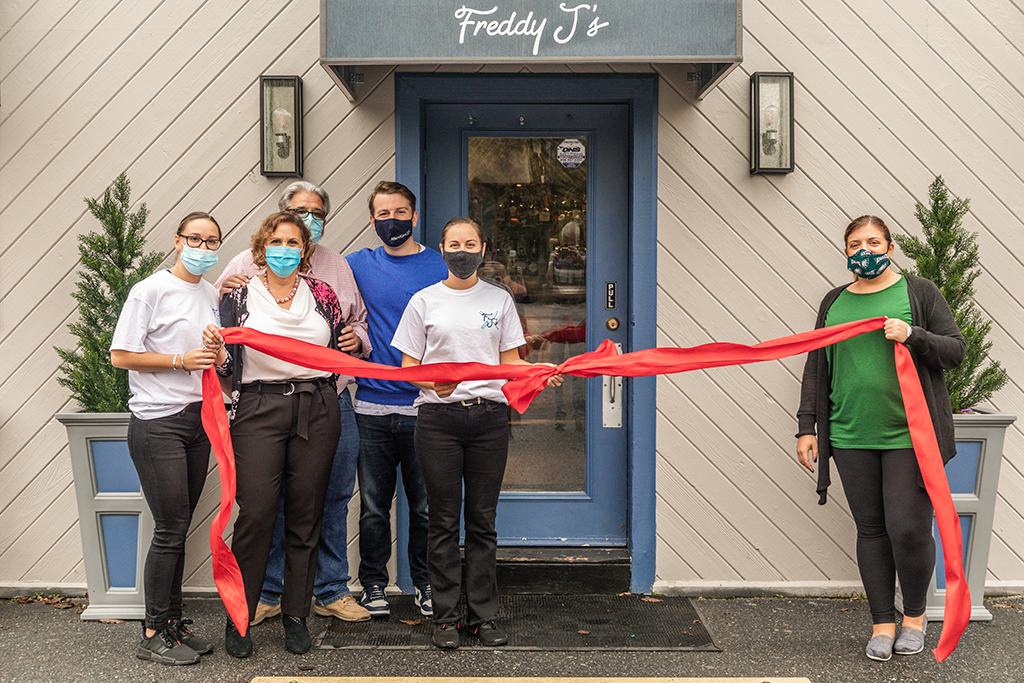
[265,245,302,278]
[374,217,414,248]
[301,212,324,244]
[179,244,219,275]
[847,248,891,279]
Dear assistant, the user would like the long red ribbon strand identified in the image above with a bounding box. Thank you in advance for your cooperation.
[201,316,968,659]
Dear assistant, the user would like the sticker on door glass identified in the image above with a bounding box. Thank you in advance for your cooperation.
[557,139,586,168]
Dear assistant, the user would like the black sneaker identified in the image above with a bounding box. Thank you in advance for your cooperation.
[224,616,253,658]
[432,622,460,649]
[469,620,508,646]
[360,584,390,617]
[283,615,311,654]
[137,627,200,665]
[171,618,212,655]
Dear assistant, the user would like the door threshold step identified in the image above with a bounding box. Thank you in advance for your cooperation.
[494,547,630,594]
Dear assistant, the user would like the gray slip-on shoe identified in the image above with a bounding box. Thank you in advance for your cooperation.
[865,633,894,661]
[894,617,927,655]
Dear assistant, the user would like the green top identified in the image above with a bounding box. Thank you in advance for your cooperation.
[825,275,913,449]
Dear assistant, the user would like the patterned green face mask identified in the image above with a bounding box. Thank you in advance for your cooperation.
[847,248,891,279]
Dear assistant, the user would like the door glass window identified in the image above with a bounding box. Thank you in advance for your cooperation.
[468,137,587,492]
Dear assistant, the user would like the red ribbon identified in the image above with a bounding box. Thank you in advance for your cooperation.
[201,317,968,659]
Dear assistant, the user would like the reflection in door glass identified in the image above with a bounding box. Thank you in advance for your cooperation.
[468,137,587,492]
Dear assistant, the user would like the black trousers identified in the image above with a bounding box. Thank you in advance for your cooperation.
[230,381,340,620]
[128,404,209,632]
[415,400,509,627]
[832,447,935,624]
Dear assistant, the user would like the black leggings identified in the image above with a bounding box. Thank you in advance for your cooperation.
[832,447,935,624]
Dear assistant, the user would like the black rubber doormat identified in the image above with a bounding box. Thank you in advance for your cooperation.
[316,594,718,651]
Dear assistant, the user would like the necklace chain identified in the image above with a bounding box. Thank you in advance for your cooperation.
[264,273,300,304]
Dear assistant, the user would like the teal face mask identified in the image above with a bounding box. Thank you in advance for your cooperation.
[180,244,219,275]
[302,212,324,244]
[265,245,302,278]
[847,248,891,279]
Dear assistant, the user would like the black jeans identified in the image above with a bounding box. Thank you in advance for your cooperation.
[128,404,209,631]
[415,400,509,627]
[832,447,935,624]
[230,382,341,620]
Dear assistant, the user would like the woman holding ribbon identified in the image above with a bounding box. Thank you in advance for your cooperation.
[211,211,349,657]
[110,211,225,666]
[796,215,965,661]
[392,217,562,650]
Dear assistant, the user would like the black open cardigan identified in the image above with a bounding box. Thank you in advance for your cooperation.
[796,274,965,504]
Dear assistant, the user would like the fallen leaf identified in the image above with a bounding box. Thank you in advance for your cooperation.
[16,597,32,604]
[578,630,591,635]
[99,618,125,624]
[55,603,75,610]
[641,596,662,603]
[993,603,1022,609]
[399,619,421,626]
[298,665,315,671]
[617,591,632,596]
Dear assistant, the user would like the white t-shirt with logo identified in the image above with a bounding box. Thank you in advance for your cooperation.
[391,280,525,406]
[111,269,221,419]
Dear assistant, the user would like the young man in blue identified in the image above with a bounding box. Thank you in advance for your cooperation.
[345,181,448,617]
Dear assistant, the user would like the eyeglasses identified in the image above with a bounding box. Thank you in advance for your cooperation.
[288,207,327,221]
[177,233,222,250]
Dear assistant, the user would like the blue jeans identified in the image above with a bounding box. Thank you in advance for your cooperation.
[356,411,430,590]
[259,391,359,607]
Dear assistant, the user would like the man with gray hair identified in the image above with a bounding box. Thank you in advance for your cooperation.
[216,181,372,624]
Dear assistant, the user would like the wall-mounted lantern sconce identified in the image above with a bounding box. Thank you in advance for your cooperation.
[260,76,303,177]
[750,72,794,174]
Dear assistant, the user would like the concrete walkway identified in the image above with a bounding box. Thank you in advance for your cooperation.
[1,594,1022,682]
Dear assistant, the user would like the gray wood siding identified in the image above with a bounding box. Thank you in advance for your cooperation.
[2,0,1022,593]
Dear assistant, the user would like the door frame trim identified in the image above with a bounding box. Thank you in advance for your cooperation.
[395,72,657,593]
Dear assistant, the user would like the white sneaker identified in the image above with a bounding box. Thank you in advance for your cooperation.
[359,584,390,617]
[415,585,433,617]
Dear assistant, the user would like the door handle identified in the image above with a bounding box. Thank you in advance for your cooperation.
[602,343,623,428]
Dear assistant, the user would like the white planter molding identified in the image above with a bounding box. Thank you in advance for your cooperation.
[56,412,151,620]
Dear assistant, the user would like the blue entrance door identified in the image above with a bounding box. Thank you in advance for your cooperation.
[423,100,629,545]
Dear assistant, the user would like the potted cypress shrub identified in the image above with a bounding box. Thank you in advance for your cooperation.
[894,176,1014,621]
[55,173,164,620]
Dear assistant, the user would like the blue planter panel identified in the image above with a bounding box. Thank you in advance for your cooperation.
[91,440,140,494]
[933,515,971,590]
[99,514,140,589]
[948,441,981,494]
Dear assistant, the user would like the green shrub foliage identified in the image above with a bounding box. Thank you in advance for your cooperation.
[893,176,1008,412]
[55,174,163,412]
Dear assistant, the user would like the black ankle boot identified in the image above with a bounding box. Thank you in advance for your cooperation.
[224,616,253,658]
[283,615,311,654]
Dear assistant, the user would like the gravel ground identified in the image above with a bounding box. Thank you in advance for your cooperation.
[1,594,1022,683]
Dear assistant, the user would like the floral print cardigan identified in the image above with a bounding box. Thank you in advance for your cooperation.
[217,275,346,421]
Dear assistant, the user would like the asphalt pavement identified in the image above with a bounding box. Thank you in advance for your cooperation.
[2,593,1023,683]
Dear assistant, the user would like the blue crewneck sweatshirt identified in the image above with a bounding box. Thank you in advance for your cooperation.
[346,245,449,405]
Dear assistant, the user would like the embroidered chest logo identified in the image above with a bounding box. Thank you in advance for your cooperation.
[479,310,500,329]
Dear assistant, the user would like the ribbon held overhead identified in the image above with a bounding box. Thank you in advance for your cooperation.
[201,317,968,660]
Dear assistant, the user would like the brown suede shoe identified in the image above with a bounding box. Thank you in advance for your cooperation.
[313,595,371,622]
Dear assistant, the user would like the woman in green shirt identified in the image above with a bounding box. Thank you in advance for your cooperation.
[796,216,965,662]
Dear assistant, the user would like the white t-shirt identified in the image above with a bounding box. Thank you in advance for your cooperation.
[391,280,525,406]
[110,269,221,420]
[240,277,332,383]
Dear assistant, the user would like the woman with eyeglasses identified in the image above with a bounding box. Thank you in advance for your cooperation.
[392,217,562,650]
[110,212,226,666]
[208,212,355,658]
